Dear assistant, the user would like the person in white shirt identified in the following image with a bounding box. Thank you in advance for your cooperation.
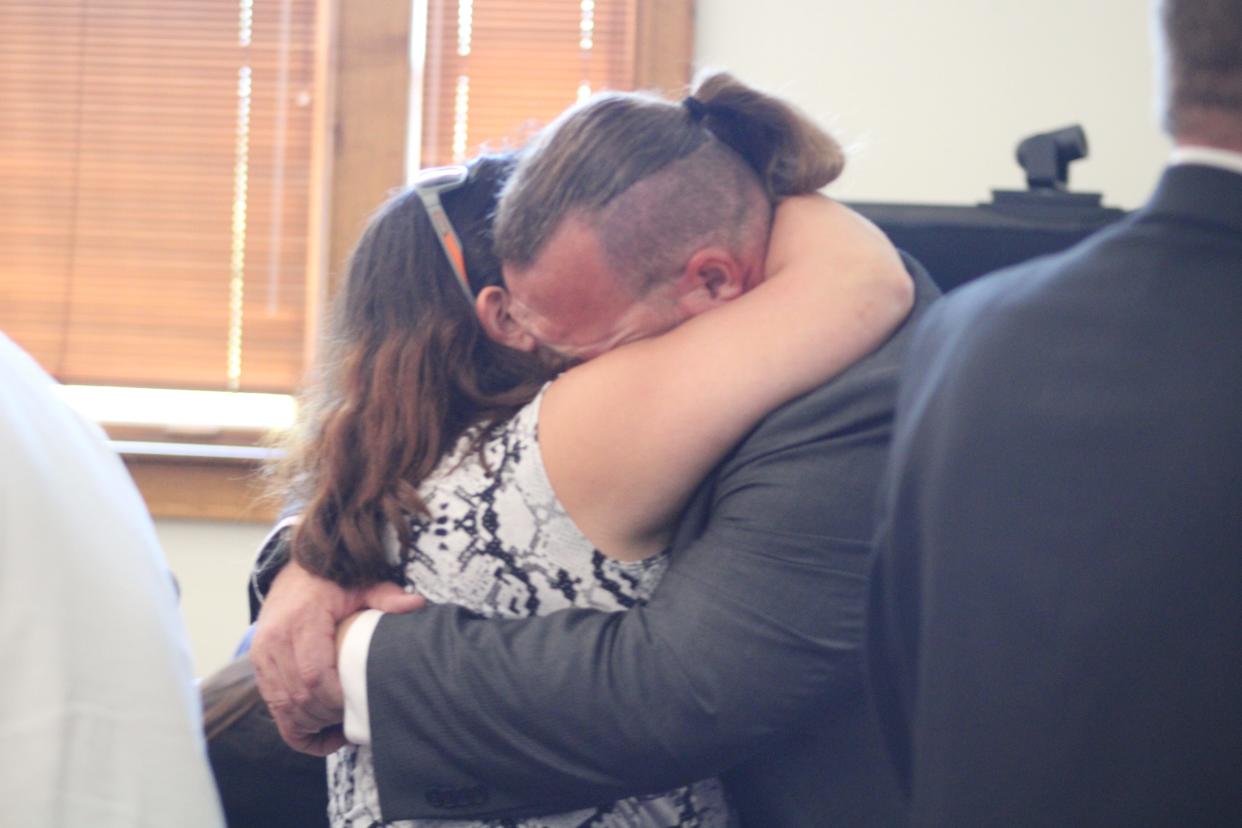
[0,333,224,827]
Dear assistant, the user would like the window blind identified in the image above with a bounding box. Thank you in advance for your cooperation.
[420,0,639,166]
[0,0,318,392]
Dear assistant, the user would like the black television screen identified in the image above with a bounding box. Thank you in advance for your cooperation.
[849,192,1128,293]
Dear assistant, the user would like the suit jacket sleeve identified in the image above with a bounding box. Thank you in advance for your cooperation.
[366,260,939,820]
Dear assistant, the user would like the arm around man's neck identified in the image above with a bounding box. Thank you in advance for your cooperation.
[352,258,938,821]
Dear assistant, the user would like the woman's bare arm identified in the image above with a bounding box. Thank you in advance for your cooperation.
[538,195,913,560]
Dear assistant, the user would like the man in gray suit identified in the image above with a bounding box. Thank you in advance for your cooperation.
[252,75,939,824]
[866,1,1242,823]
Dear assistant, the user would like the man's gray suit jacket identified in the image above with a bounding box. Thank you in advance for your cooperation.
[362,258,940,825]
[867,164,1242,825]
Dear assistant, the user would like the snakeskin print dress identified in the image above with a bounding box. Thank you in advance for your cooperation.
[327,385,733,828]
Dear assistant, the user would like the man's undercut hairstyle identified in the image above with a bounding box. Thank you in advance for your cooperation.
[1157,0,1242,141]
[496,70,845,294]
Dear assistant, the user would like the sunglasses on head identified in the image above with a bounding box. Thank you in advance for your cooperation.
[412,165,474,304]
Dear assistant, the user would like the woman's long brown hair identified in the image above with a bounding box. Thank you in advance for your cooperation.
[275,154,555,587]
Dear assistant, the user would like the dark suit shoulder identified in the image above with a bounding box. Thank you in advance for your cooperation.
[928,163,1242,347]
[738,251,941,446]
[690,253,940,545]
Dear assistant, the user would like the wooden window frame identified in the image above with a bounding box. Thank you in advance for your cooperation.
[121,0,694,523]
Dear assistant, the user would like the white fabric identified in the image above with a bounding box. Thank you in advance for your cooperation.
[0,334,225,827]
[1170,145,1242,176]
[340,609,382,745]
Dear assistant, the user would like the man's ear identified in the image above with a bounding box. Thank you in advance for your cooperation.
[675,247,748,317]
[474,286,537,351]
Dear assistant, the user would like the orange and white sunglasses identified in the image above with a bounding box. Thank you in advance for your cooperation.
[413,165,475,304]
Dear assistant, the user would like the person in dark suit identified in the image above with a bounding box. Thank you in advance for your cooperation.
[865,1,1242,824]
[249,72,941,825]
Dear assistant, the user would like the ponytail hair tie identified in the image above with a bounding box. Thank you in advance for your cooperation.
[682,95,708,123]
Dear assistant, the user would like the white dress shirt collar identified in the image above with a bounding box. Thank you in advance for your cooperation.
[1170,145,1242,177]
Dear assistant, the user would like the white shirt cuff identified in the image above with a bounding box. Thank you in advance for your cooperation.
[340,609,383,745]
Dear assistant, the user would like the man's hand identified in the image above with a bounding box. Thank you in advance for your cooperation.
[250,560,424,755]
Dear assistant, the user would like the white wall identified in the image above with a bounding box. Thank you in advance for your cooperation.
[167,0,1169,678]
[158,518,269,677]
[695,0,1168,209]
